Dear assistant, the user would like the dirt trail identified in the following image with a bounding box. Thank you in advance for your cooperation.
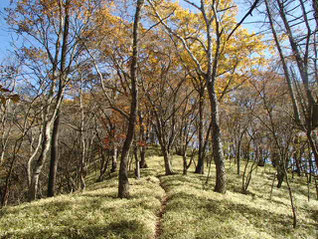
[154,176,168,239]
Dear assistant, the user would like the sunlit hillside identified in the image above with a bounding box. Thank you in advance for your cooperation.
[0,155,317,239]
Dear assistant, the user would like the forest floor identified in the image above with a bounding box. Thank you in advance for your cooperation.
[0,155,317,239]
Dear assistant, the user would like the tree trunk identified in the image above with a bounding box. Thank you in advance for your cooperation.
[79,80,86,190]
[118,0,144,198]
[283,162,297,228]
[97,149,109,182]
[111,147,117,173]
[236,138,242,175]
[1,155,16,207]
[276,166,285,188]
[183,153,187,175]
[47,0,69,197]
[29,120,53,201]
[134,143,140,179]
[140,148,147,168]
[257,148,265,166]
[139,112,148,168]
[47,114,60,197]
[195,89,205,174]
[294,151,301,177]
[208,82,226,193]
[162,147,174,175]
[118,142,132,198]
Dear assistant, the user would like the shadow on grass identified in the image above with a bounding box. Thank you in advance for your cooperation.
[311,209,318,222]
[2,219,150,239]
[159,171,318,238]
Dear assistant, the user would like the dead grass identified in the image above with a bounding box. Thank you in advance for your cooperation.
[0,154,317,239]
[0,156,165,239]
[156,156,318,239]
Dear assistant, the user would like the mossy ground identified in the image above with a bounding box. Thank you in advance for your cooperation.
[0,155,317,239]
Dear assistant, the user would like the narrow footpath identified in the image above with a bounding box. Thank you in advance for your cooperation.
[154,176,168,239]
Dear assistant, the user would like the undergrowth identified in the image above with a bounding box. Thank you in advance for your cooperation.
[157,157,318,239]
[0,154,317,239]
[0,157,164,239]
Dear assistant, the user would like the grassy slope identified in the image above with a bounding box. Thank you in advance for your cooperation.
[0,155,317,239]
[0,161,164,239]
[159,157,318,239]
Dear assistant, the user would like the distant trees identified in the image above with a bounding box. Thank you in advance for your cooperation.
[265,0,318,170]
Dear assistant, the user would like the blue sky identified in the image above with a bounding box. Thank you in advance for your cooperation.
[0,0,261,61]
[0,0,13,61]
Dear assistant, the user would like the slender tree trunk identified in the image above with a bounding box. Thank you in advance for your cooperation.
[283,161,297,228]
[140,147,147,168]
[134,141,140,179]
[47,0,70,197]
[1,155,16,207]
[118,0,144,198]
[139,113,148,168]
[294,151,301,177]
[207,81,226,193]
[111,147,117,173]
[236,138,242,175]
[183,151,188,175]
[47,114,60,197]
[195,89,205,174]
[162,147,174,175]
[205,3,226,193]
[314,175,318,200]
[27,129,43,188]
[308,148,313,183]
[79,84,86,190]
[29,121,53,201]
[269,172,276,201]
[97,149,109,182]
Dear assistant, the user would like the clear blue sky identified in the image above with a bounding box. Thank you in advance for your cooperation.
[0,0,13,61]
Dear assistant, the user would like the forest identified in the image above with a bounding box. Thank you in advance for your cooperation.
[0,0,317,238]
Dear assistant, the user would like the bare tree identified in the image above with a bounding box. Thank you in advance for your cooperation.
[118,0,145,198]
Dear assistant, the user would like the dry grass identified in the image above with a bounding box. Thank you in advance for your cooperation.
[0,154,317,239]
[157,156,318,239]
[0,157,164,239]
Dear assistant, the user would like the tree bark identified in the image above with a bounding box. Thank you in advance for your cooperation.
[118,0,144,198]
[134,143,140,179]
[140,148,147,168]
[47,0,70,198]
[47,114,60,197]
[111,147,118,173]
[207,80,226,193]
[195,88,205,174]
[236,136,242,175]
[139,112,148,168]
[162,147,174,175]
[29,120,53,201]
